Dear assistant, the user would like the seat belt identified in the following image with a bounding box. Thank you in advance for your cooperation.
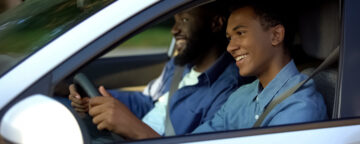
[253,46,340,127]
[164,66,185,136]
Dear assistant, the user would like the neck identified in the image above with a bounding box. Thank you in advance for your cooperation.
[258,53,291,88]
[194,47,219,72]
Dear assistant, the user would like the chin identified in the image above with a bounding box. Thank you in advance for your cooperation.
[238,69,252,77]
[175,40,187,52]
[177,47,186,55]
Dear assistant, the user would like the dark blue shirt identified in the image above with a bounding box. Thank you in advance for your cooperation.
[109,52,253,135]
[193,60,328,133]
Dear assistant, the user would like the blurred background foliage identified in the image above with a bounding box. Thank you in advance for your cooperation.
[0,0,174,76]
[0,0,174,54]
[0,0,114,54]
[118,19,174,49]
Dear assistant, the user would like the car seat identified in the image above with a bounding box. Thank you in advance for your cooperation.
[298,0,340,119]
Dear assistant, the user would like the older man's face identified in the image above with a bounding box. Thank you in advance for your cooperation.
[171,9,213,66]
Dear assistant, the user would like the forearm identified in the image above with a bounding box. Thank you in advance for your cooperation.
[109,90,154,118]
[123,118,161,140]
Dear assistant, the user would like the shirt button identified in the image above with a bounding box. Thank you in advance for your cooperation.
[255,115,259,120]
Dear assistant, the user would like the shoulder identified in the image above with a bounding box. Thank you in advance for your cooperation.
[291,73,319,98]
[267,76,328,125]
[280,73,321,103]
[206,63,241,94]
[227,80,258,102]
[278,73,327,117]
[214,62,249,87]
[219,63,240,80]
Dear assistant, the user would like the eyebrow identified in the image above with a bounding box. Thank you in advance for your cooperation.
[232,25,247,31]
[226,24,248,36]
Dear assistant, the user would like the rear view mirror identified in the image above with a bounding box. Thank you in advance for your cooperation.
[0,95,84,143]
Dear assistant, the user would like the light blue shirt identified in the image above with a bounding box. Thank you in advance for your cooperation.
[110,53,254,135]
[193,60,328,133]
[142,67,201,135]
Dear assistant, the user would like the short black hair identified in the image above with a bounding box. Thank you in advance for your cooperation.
[229,0,296,54]
[174,1,231,66]
[197,1,231,56]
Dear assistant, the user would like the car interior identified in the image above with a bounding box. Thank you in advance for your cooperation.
[295,0,340,119]
[50,0,341,142]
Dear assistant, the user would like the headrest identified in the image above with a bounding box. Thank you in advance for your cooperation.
[299,0,340,59]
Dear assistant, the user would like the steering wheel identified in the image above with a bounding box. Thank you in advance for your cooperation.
[73,73,100,98]
[73,73,125,141]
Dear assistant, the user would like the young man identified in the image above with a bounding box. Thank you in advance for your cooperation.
[193,0,327,133]
[69,2,252,140]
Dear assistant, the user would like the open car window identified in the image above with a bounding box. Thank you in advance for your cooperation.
[51,15,174,142]
[103,21,173,58]
[53,19,173,95]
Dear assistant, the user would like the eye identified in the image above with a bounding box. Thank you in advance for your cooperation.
[182,18,189,22]
[236,31,243,35]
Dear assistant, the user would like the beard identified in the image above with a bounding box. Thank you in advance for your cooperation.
[174,29,213,66]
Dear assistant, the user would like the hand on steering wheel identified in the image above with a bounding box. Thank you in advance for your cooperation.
[73,73,100,98]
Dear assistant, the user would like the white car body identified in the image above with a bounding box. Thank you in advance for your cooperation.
[1,0,360,143]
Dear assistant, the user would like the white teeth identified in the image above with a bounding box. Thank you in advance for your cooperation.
[236,55,247,61]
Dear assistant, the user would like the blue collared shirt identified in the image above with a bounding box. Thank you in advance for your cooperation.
[109,52,254,135]
[193,60,328,133]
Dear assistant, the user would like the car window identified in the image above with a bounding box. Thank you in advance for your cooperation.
[52,16,175,143]
[53,20,173,96]
[103,20,173,58]
[0,0,115,77]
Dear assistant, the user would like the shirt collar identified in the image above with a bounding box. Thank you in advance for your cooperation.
[256,60,299,109]
[185,52,235,85]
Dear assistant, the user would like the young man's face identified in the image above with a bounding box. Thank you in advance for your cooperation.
[171,9,213,66]
[226,6,277,77]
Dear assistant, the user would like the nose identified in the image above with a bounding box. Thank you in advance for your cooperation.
[227,39,239,55]
[171,23,180,36]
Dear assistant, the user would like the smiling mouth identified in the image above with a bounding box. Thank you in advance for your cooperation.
[175,39,187,53]
[176,39,186,46]
[175,35,186,40]
[235,54,248,61]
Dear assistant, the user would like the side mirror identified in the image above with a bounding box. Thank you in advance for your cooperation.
[0,94,84,143]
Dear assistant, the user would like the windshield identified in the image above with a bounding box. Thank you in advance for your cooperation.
[0,0,115,77]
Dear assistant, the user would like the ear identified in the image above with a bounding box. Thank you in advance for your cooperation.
[271,24,285,46]
[211,15,225,32]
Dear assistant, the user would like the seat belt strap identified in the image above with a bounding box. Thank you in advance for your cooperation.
[253,46,339,127]
[164,66,185,136]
